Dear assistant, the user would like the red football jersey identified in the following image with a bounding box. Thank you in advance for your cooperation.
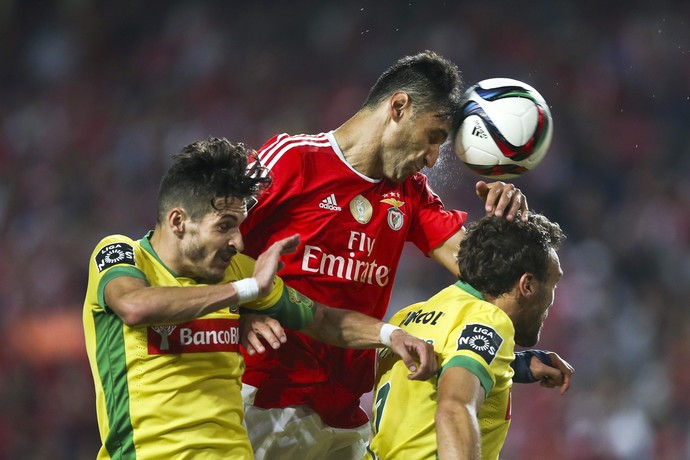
[241,132,467,428]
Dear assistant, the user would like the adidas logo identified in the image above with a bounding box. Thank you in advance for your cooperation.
[471,120,488,139]
[319,193,342,211]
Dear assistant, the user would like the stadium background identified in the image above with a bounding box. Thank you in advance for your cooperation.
[0,1,688,458]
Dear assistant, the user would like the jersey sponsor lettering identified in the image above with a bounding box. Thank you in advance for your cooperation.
[300,230,390,286]
[148,318,240,354]
[95,243,135,272]
[400,309,445,327]
[456,323,504,364]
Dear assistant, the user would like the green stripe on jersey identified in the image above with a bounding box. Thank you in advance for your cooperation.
[94,311,136,459]
[441,355,494,395]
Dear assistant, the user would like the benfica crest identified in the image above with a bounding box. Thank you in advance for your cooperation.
[381,195,405,231]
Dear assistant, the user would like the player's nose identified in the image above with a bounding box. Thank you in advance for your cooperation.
[229,231,244,253]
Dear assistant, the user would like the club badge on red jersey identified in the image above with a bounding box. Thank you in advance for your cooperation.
[381,195,405,231]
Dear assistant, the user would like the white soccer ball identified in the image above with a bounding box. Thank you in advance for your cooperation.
[453,77,553,179]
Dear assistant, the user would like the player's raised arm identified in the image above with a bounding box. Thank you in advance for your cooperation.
[240,304,438,381]
[302,305,438,380]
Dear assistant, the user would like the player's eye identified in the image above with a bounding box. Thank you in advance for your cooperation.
[429,131,447,145]
[218,223,233,232]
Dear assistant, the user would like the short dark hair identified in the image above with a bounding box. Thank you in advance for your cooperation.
[362,50,463,124]
[157,137,270,223]
[458,213,566,297]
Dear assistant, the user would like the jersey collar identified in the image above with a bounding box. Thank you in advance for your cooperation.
[139,230,181,277]
[454,280,485,300]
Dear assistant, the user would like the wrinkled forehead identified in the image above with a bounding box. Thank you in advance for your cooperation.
[211,196,247,215]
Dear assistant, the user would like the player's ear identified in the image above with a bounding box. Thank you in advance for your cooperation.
[168,208,187,237]
[389,92,410,121]
[518,273,535,298]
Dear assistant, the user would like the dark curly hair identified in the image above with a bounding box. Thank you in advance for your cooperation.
[457,213,566,298]
[156,137,271,223]
[362,50,464,126]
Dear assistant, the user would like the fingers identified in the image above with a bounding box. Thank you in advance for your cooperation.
[533,353,574,395]
[475,181,529,221]
[390,332,438,381]
[548,353,574,395]
[276,234,300,255]
[240,315,287,356]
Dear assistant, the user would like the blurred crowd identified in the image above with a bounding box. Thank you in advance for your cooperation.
[0,1,688,459]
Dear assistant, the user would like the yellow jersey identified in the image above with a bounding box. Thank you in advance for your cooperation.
[367,281,515,460]
[83,232,286,459]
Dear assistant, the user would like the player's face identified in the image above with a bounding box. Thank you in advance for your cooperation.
[179,196,247,284]
[382,109,450,182]
[513,249,562,347]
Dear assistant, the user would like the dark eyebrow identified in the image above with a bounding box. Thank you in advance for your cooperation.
[220,214,240,224]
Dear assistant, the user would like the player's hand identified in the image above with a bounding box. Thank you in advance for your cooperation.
[252,234,300,298]
[529,352,574,395]
[240,313,287,355]
[475,181,528,222]
[389,330,438,381]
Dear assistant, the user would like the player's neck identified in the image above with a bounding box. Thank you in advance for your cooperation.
[333,110,385,179]
[487,291,522,323]
[149,228,184,276]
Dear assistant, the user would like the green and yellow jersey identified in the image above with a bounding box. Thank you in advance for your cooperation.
[367,281,515,460]
[83,232,311,460]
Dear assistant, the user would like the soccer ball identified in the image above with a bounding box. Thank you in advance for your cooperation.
[453,78,553,179]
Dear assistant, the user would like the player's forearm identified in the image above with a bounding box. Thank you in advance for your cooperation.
[429,229,464,277]
[109,282,244,327]
[435,402,481,459]
[301,304,386,348]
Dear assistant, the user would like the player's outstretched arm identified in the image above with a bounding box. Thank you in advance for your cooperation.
[104,234,300,327]
[475,180,528,222]
[240,304,438,380]
[301,306,438,380]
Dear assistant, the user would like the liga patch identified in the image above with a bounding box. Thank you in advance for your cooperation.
[456,323,504,365]
[95,243,135,272]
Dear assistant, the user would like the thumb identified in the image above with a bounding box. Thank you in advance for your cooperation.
[394,344,418,373]
[475,181,488,199]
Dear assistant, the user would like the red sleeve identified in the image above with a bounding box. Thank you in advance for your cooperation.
[407,174,467,255]
[241,134,303,258]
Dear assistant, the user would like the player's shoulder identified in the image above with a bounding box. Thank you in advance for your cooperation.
[443,284,513,328]
[257,133,332,163]
[390,301,426,325]
[92,234,139,254]
[89,234,141,275]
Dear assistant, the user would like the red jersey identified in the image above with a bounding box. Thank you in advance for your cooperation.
[241,132,466,428]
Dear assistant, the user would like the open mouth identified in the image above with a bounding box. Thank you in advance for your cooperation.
[218,251,236,263]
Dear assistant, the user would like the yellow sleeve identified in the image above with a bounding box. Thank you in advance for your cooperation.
[90,235,146,311]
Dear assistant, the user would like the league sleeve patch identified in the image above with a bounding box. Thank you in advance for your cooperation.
[94,243,136,273]
[456,323,504,365]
